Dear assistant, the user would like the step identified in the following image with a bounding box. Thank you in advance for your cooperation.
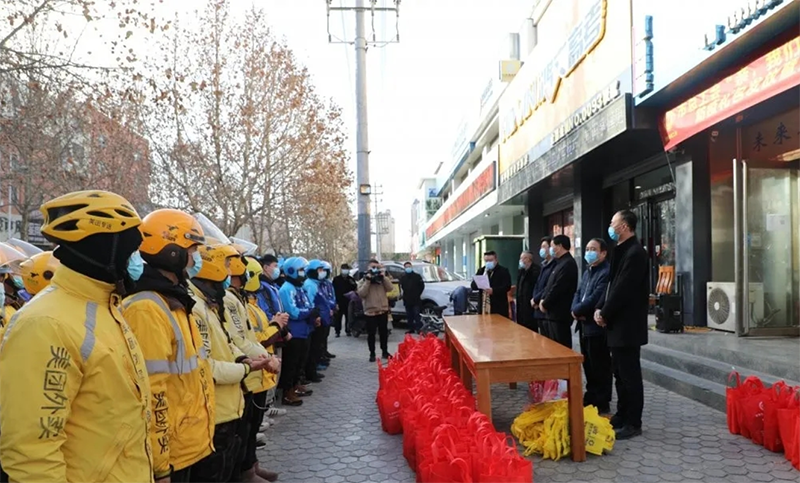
[641,343,800,389]
[641,359,728,412]
[647,329,800,382]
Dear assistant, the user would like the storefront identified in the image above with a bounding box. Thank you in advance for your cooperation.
[496,0,663,267]
[635,0,800,332]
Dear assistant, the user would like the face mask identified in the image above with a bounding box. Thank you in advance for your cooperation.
[539,248,547,259]
[319,271,327,280]
[12,276,24,290]
[485,261,495,270]
[298,270,306,278]
[518,261,526,269]
[608,226,620,242]
[405,267,412,274]
[342,269,350,276]
[187,251,203,279]
[127,251,145,281]
[549,246,556,258]
[584,251,599,265]
[221,275,231,290]
[370,267,379,273]
[0,283,5,303]
[271,267,280,280]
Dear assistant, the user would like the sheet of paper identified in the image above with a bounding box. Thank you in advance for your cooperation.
[766,213,788,231]
[472,274,491,290]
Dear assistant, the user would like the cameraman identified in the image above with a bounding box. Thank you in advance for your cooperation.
[356,259,394,362]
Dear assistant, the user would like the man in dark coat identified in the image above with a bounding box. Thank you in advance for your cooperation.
[571,238,611,413]
[471,251,511,317]
[332,264,357,336]
[399,262,425,333]
[539,234,579,348]
[595,209,649,440]
[532,236,555,330]
[515,251,540,332]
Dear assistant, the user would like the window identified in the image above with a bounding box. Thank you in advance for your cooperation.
[411,264,463,282]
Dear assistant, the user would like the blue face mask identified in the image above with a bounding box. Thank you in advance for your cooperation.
[127,251,144,281]
[549,246,556,258]
[222,275,231,290]
[485,261,495,270]
[608,226,620,241]
[271,267,281,280]
[187,251,203,279]
[405,267,413,274]
[370,267,379,274]
[298,270,306,278]
[539,248,547,259]
[319,271,327,280]
[518,261,526,269]
[584,250,599,265]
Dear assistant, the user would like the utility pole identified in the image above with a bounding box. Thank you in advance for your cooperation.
[326,0,400,271]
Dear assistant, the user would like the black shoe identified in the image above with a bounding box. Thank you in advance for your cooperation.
[597,405,611,415]
[615,425,642,440]
[315,373,326,379]
[336,333,341,338]
[369,354,376,362]
[325,352,336,359]
[382,351,392,359]
[346,331,352,336]
[610,414,625,430]
[405,330,415,335]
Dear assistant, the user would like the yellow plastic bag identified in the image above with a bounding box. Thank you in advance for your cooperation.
[512,402,615,460]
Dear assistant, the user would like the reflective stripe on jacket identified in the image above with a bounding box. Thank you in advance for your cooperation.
[0,266,154,483]
[189,282,246,425]
[223,290,270,394]
[122,291,215,475]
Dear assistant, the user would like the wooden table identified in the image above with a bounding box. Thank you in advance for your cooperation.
[444,314,586,462]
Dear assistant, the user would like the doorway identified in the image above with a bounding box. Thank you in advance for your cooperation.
[733,158,800,336]
[632,193,677,294]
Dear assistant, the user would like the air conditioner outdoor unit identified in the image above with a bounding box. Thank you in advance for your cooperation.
[706,282,764,332]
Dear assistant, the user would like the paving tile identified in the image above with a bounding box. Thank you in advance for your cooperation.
[255,331,794,483]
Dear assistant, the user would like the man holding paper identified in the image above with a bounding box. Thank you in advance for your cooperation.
[471,251,511,318]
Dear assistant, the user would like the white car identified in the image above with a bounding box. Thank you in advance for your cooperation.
[382,261,471,323]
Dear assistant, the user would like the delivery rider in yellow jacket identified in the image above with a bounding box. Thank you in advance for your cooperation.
[225,252,282,482]
[19,250,61,297]
[188,244,275,483]
[0,190,154,483]
[0,243,27,341]
[121,209,215,483]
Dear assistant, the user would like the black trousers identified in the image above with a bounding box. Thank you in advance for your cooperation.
[305,327,325,378]
[230,393,253,480]
[171,466,192,482]
[365,312,389,355]
[518,316,539,333]
[580,333,613,411]
[334,306,345,334]
[242,391,267,472]
[278,336,309,390]
[611,346,644,429]
[191,419,241,483]
[540,319,572,349]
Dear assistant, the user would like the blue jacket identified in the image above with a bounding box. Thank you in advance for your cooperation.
[532,260,556,320]
[321,279,337,313]
[278,280,315,339]
[256,278,283,321]
[571,260,610,337]
[303,279,335,327]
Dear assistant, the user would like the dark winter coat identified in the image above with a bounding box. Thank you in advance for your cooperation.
[571,260,610,337]
[471,264,512,318]
[515,264,540,326]
[399,271,425,307]
[597,236,649,348]
[541,253,579,324]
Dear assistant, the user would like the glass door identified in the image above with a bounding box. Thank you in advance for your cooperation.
[632,201,655,293]
[734,158,800,336]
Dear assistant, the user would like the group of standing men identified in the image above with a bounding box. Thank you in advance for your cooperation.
[473,210,650,441]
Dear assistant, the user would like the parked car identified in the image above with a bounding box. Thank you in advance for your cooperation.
[381,261,471,326]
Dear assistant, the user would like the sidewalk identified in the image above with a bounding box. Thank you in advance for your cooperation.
[258,332,798,483]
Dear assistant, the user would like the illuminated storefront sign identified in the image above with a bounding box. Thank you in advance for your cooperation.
[501,0,607,143]
[661,35,800,150]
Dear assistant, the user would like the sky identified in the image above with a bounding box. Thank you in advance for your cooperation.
[255,0,532,252]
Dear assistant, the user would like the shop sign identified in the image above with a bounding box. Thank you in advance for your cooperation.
[498,0,632,179]
[633,15,654,98]
[702,0,783,51]
[660,35,800,151]
[426,162,496,239]
[551,80,621,145]
[501,0,607,143]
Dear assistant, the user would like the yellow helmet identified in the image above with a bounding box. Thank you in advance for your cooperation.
[244,257,262,292]
[140,209,206,254]
[196,244,239,282]
[40,190,141,244]
[229,253,247,278]
[19,251,60,295]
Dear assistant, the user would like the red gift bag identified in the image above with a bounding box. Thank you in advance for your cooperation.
[377,388,403,435]
[737,376,766,441]
[763,382,793,453]
[421,457,473,483]
[778,391,800,465]
[726,371,742,434]
[476,456,533,483]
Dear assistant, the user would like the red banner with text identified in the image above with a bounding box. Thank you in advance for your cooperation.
[425,163,496,240]
[660,36,800,151]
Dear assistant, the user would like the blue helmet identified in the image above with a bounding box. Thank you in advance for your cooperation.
[283,256,308,279]
[306,259,323,279]
[321,260,332,271]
